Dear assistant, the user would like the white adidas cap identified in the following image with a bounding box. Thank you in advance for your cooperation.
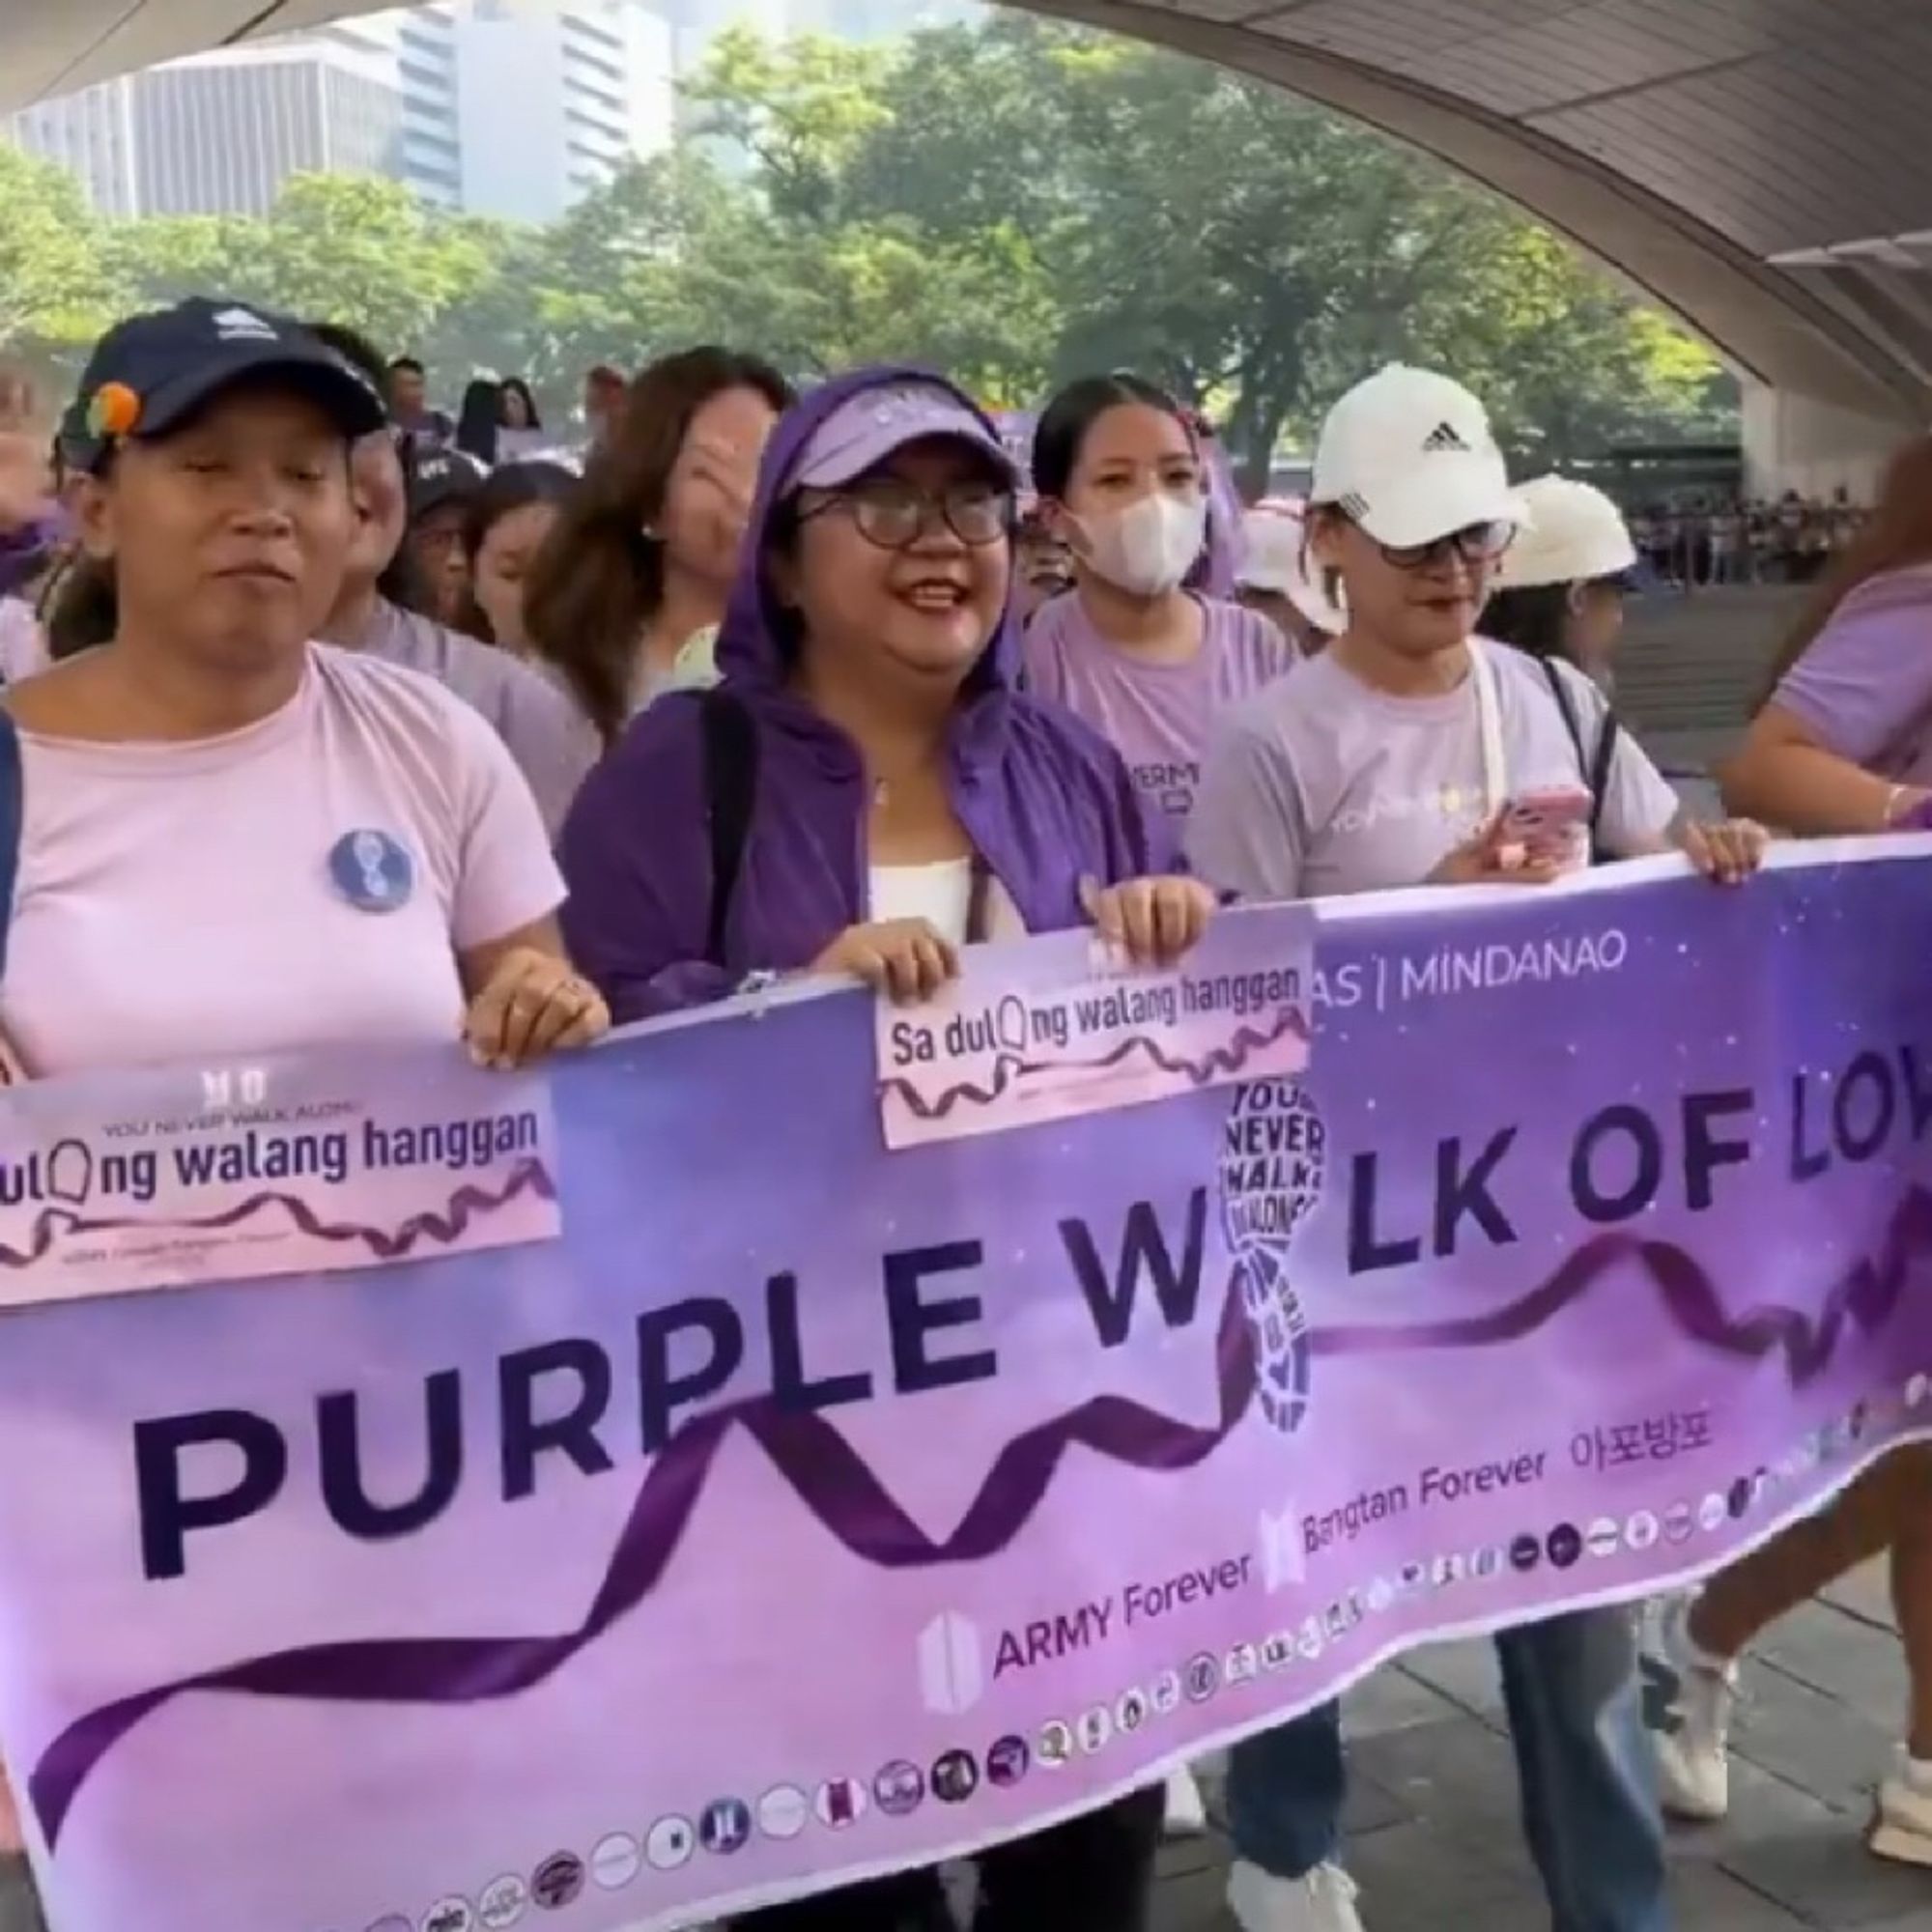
[1308,363,1524,551]
[1237,500,1346,633]
[1493,475,1637,588]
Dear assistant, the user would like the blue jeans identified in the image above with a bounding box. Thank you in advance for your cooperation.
[1228,1607,1669,1932]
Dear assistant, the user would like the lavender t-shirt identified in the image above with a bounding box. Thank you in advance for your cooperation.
[1022,592,1294,824]
[1773,565,1932,781]
[358,599,600,835]
[1187,642,1681,902]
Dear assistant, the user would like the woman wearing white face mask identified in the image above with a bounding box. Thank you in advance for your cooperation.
[1024,375,1293,830]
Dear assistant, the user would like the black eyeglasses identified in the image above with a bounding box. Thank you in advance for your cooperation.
[803,479,1013,552]
[1367,520,1516,571]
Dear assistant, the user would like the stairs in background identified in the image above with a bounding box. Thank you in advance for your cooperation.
[1612,585,1804,781]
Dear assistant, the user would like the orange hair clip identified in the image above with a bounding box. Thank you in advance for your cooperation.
[87,382,142,440]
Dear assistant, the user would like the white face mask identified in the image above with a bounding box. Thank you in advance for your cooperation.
[1073,490,1208,598]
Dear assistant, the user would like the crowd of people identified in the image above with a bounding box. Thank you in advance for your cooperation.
[1629,492,1870,591]
[0,298,1927,1932]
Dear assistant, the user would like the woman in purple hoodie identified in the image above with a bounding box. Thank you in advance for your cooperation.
[558,368,1210,1927]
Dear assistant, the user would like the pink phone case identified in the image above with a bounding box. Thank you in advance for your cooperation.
[1503,788,1592,838]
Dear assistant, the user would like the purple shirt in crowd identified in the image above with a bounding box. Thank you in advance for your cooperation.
[1022,592,1294,826]
[355,598,600,836]
[1773,565,1932,781]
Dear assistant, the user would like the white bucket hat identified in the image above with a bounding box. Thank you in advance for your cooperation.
[1308,363,1525,550]
[1237,499,1346,633]
[1492,475,1637,588]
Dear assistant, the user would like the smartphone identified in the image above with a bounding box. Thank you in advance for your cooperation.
[1501,787,1593,844]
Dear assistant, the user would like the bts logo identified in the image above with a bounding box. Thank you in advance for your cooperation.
[700,1800,753,1856]
[918,1611,984,1716]
[200,1066,267,1110]
[1258,1506,1304,1593]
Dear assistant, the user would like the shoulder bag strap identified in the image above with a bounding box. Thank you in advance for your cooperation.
[699,690,758,970]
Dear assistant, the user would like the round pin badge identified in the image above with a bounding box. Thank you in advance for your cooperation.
[328,829,415,913]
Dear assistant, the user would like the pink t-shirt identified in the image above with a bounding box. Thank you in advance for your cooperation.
[1,643,564,1079]
[1022,591,1294,824]
[1773,564,1932,782]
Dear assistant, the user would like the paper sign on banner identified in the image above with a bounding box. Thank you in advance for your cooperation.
[0,1056,557,1303]
[873,906,1316,1147]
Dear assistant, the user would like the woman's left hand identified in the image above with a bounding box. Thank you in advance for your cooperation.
[1083,875,1216,968]
[1681,817,1769,885]
[464,948,611,1069]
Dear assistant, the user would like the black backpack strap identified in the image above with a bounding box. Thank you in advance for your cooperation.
[699,689,757,970]
[1538,656,1621,863]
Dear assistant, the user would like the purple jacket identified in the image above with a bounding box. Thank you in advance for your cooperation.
[558,366,1174,1022]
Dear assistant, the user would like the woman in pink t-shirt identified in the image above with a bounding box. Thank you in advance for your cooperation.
[1666,437,1932,1859]
[1022,375,1293,831]
[0,298,610,1083]
[0,301,611,1912]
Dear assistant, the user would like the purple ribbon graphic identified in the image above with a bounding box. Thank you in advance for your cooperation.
[1313,1189,1931,1382]
[31,1269,1259,1846]
[32,1184,1923,1848]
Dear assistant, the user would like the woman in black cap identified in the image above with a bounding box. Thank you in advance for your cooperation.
[0,298,608,1085]
[405,442,488,626]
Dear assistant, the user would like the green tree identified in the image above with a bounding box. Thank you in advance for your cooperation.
[0,147,125,357]
[246,175,495,353]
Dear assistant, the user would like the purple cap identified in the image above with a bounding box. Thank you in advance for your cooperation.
[789,382,1013,492]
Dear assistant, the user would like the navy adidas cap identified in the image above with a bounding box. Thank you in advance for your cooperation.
[70,298,386,472]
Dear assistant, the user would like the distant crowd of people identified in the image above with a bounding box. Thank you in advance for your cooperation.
[1629,491,1870,591]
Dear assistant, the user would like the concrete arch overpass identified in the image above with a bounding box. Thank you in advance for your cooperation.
[5,0,1928,490]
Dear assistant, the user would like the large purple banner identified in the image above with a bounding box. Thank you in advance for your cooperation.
[0,843,1926,1932]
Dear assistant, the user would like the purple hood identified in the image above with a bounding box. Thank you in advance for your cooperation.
[0,512,66,601]
[559,365,1174,1021]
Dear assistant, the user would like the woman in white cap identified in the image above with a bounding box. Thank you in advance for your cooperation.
[1482,475,1638,692]
[1236,498,1344,657]
[1187,364,1764,1932]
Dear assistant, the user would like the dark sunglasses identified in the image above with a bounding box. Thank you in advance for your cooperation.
[1361,520,1516,571]
[803,479,1013,552]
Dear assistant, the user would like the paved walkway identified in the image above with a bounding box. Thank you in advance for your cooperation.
[1153,1564,1929,1930]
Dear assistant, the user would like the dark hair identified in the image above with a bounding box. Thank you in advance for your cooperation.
[525,346,794,745]
[499,378,541,432]
[43,552,118,661]
[1032,374,1196,501]
[311,321,388,394]
[1759,435,1932,705]
[456,380,502,466]
[387,356,425,378]
[1482,583,1578,663]
[456,462,578,643]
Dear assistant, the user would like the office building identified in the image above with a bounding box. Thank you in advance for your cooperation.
[452,1,675,224]
[2,38,401,218]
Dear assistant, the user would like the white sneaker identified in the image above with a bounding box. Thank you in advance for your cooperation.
[1650,1596,1738,1822]
[1227,1859,1364,1932]
[1869,1748,1932,1866]
[1162,1763,1208,1835]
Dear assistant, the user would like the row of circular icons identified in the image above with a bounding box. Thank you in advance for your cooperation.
[373,1393,1921,1932]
